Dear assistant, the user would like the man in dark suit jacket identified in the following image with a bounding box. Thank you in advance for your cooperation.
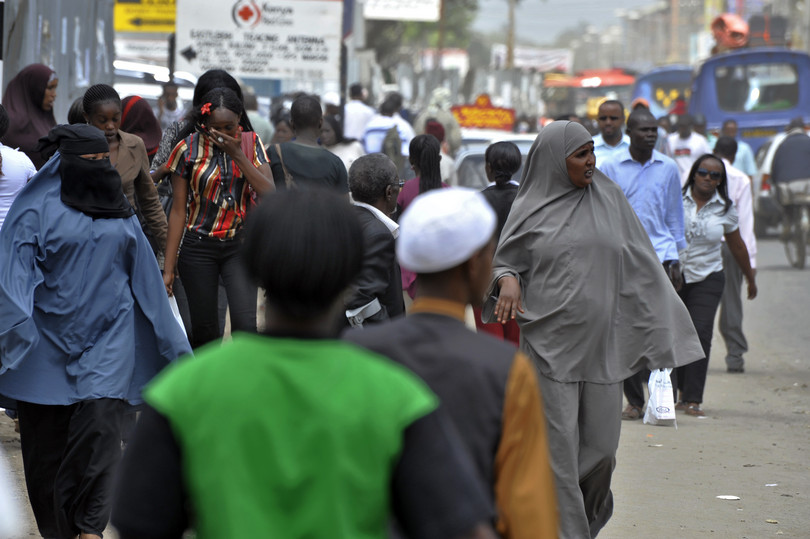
[344,154,405,327]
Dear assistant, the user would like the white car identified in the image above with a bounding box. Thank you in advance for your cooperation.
[454,129,536,189]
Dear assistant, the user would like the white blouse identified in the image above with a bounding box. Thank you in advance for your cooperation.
[679,187,739,284]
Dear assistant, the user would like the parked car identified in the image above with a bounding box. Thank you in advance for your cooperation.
[454,130,536,190]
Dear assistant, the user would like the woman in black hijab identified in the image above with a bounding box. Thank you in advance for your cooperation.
[0,124,190,539]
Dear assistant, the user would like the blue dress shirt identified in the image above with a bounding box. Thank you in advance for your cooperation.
[599,148,686,263]
[593,133,631,165]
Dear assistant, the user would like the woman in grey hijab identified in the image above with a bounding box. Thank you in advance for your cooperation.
[486,121,702,538]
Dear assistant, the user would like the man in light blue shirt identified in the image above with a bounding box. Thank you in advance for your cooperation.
[593,100,630,164]
[721,119,757,177]
[600,108,686,420]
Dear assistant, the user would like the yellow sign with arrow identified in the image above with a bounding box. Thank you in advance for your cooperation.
[115,0,176,33]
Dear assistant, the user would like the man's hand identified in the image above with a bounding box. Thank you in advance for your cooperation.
[665,260,683,291]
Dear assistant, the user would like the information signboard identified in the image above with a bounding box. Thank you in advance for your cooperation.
[175,0,343,81]
[115,0,176,33]
[364,0,440,22]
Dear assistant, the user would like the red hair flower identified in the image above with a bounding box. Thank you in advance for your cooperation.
[200,102,212,115]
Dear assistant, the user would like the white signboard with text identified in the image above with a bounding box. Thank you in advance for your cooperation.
[175,0,343,81]
[364,0,440,22]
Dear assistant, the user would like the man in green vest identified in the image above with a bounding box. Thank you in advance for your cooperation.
[112,189,496,539]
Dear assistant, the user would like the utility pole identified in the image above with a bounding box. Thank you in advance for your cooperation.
[507,0,515,68]
[669,0,680,62]
[434,0,445,80]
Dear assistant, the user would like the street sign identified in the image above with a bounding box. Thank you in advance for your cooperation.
[364,0,440,22]
[175,0,343,81]
[115,0,176,34]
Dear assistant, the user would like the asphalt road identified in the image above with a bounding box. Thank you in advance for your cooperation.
[602,238,810,538]
[1,238,807,538]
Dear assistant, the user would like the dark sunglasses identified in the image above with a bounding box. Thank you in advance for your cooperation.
[695,168,722,181]
[598,116,621,121]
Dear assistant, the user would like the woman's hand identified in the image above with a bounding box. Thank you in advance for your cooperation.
[208,127,241,158]
[163,270,175,297]
[150,163,171,184]
[746,276,757,300]
[494,275,524,324]
[209,128,274,196]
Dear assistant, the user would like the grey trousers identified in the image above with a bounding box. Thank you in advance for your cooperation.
[719,244,748,369]
[537,372,623,539]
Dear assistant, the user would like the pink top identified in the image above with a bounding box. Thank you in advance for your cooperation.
[397,177,449,214]
[397,178,449,299]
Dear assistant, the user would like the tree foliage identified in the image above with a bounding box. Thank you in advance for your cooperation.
[365,0,479,71]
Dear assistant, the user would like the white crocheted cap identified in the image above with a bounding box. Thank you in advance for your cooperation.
[397,187,496,273]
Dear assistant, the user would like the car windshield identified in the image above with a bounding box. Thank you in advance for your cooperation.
[456,154,527,190]
[714,62,798,112]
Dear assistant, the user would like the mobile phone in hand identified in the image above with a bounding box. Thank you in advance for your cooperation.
[195,123,212,138]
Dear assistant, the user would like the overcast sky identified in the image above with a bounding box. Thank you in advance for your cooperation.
[472,0,658,45]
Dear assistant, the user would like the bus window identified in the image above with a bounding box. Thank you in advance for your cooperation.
[714,62,798,112]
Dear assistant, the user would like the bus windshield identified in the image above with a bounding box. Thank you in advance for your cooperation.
[714,62,798,112]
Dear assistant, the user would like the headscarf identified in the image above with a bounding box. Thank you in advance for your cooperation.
[121,96,162,157]
[36,124,134,219]
[490,121,702,383]
[1,64,57,169]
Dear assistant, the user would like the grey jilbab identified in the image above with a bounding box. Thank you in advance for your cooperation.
[485,121,702,538]
[488,121,702,383]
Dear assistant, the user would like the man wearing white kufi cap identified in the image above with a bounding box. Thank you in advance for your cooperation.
[346,188,559,538]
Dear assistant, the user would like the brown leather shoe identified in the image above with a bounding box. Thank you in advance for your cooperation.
[685,403,705,416]
[621,404,643,420]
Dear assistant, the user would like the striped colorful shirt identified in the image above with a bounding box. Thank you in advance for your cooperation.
[167,132,268,239]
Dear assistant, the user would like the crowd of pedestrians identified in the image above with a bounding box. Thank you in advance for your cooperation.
[0,63,765,539]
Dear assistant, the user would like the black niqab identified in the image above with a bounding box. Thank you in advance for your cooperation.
[36,124,134,219]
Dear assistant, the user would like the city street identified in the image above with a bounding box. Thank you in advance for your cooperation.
[603,238,810,538]
[1,238,808,538]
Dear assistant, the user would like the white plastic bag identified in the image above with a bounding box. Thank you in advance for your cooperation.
[643,368,677,427]
[168,295,187,337]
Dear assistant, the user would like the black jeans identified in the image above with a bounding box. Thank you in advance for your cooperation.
[675,271,725,404]
[177,232,257,349]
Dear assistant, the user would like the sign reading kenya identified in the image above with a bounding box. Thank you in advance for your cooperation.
[176,0,343,81]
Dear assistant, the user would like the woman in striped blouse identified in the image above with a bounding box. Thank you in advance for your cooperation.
[163,87,274,348]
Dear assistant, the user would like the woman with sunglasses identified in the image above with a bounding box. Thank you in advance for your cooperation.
[677,154,757,416]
